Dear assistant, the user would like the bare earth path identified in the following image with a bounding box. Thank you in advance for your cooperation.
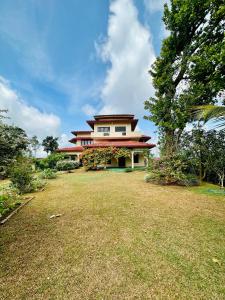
[0,170,225,299]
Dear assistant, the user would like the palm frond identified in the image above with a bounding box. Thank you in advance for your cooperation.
[192,105,225,131]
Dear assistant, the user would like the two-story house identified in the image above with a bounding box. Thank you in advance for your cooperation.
[57,114,155,168]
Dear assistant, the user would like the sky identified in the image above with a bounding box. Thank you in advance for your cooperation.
[0,0,168,156]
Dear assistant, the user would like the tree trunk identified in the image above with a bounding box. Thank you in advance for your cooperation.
[164,129,176,156]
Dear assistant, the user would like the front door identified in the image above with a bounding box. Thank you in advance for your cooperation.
[118,157,126,168]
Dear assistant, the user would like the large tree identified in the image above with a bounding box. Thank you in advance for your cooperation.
[42,136,59,155]
[144,0,225,155]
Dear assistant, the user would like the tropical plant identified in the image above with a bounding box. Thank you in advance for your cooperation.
[193,105,225,131]
[82,147,131,170]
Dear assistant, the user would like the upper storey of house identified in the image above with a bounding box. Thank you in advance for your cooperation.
[69,115,150,146]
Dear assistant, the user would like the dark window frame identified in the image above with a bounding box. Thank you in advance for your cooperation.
[97,126,110,133]
[115,126,126,132]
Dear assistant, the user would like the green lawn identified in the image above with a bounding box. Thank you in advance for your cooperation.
[0,170,225,299]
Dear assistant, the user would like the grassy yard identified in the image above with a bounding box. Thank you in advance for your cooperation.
[0,170,225,299]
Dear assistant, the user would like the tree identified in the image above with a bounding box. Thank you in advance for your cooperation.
[42,136,59,155]
[180,129,225,187]
[0,124,29,176]
[144,0,225,155]
[29,135,40,157]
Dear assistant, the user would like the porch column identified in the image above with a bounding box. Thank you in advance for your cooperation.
[131,150,134,169]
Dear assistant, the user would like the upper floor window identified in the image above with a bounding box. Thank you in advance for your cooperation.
[97,127,110,132]
[115,126,126,132]
[81,140,93,145]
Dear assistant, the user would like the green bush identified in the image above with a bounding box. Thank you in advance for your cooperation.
[31,177,46,191]
[0,185,21,218]
[178,174,200,186]
[40,168,57,179]
[144,155,200,186]
[56,160,79,171]
[10,158,34,193]
[35,153,64,170]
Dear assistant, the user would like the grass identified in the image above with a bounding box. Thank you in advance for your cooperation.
[0,170,225,299]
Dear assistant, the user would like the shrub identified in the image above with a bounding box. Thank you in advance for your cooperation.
[40,168,57,179]
[31,177,46,191]
[56,160,79,171]
[0,185,21,218]
[178,174,200,186]
[10,158,34,193]
[144,154,199,186]
[35,153,64,170]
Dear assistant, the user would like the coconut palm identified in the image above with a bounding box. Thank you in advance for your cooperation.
[193,105,225,131]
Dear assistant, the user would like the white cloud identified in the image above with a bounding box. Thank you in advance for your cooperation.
[144,0,169,13]
[97,0,156,116]
[0,77,61,140]
[82,104,97,116]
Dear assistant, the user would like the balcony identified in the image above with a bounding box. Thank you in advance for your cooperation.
[91,131,142,138]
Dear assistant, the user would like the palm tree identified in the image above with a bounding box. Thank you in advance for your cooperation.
[193,105,225,131]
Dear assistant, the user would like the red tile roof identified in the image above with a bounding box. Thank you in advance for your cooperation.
[84,141,155,149]
[56,146,84,152]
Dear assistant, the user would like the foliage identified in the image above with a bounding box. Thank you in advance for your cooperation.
[0,185,21,218]
[82,147,131,170]
[40,168,57,179]
[144,0,225,155]
[144,154,199,186]
[193,104,225,131]
[35,153,64,170]
[180,129,225,187]
[0,123,29,177]
[10,158,34,194]
[56,160,79,171]
[29,135,40,157]
[42,136,59,154]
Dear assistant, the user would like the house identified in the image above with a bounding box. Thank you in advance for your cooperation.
[57,114,155,168]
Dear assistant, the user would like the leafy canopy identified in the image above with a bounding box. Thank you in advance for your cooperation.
[145,0,225,154]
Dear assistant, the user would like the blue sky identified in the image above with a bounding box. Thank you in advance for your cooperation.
[0,0,168,154]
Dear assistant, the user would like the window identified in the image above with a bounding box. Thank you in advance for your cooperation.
[97,127,110,132]
[81,140,93,145]
[107,159,111,164]
[115,126,126,132]
[134,154,139,163]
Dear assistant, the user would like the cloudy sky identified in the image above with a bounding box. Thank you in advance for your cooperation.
[0,0,168,152]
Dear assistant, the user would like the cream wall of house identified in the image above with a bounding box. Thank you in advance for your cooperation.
[91,122,142,139]
[76,133,92,138]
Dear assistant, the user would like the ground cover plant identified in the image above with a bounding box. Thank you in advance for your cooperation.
[1,170,225,299]
[0,185,21,219]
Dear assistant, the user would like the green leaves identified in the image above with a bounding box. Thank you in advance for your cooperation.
[145,0,225,155]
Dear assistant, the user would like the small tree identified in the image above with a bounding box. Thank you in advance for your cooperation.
[29,135,40,157]
[42,136,58,155]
